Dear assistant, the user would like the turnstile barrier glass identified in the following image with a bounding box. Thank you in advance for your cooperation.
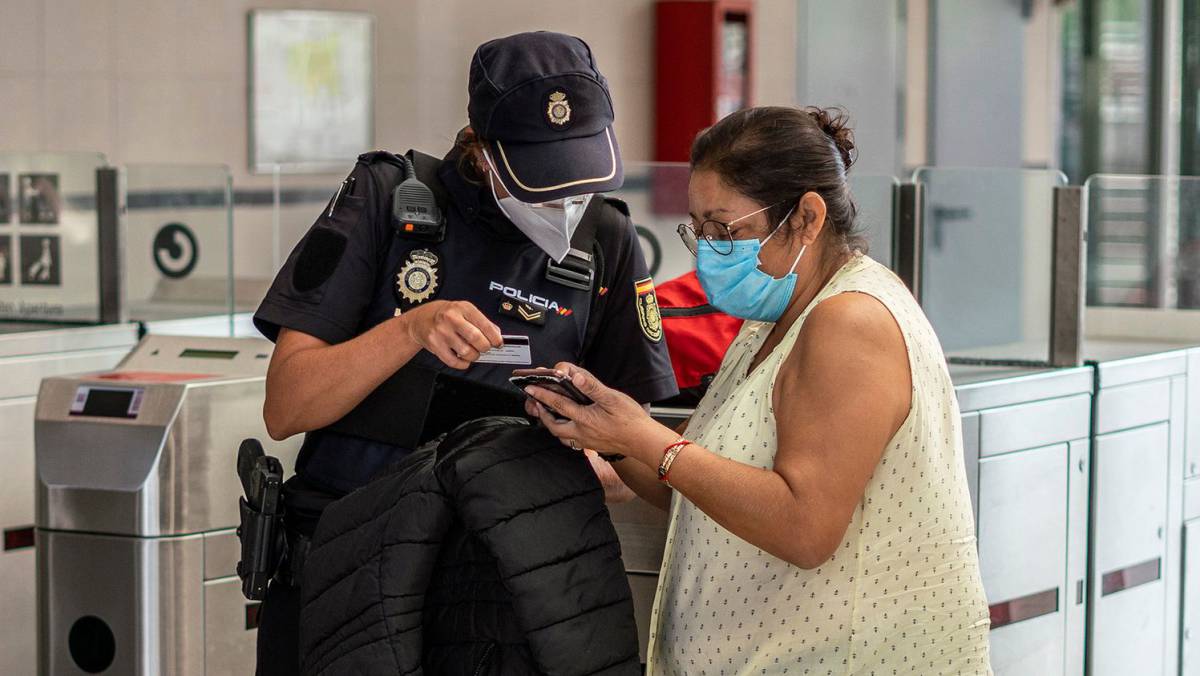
[123,164,234,328]
[1084,174,1200,312]
[913,166,1068,363]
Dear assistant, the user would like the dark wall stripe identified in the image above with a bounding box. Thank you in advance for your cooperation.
[54,174,659,214]
[3,526,35,551]
[1101,558,1162,596]
[989,587,1059,629]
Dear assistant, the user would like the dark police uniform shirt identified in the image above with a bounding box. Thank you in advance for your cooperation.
[254,149,678,494]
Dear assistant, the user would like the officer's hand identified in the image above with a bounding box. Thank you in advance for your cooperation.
[402,300,503,370]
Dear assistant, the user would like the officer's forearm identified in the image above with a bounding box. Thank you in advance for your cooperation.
[264,317,421,440]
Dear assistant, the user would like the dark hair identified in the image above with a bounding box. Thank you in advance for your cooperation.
[689,106,864,253]
[454,125,487,184]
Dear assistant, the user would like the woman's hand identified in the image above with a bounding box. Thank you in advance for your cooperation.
[402,300,503,370]
[523,362,676,464]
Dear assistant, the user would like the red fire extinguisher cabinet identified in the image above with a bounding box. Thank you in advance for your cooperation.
[654,0,755,163]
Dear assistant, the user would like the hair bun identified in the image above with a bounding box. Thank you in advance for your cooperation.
[805,107,855,171]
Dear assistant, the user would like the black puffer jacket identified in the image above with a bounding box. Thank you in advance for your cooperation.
[299,417,642,675]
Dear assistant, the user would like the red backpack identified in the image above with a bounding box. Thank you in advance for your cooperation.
[654,271,743,406]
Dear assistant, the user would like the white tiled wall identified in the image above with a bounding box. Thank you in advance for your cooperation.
[0,0,798,287]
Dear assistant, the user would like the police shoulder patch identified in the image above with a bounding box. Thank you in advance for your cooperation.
[634,276,663,343]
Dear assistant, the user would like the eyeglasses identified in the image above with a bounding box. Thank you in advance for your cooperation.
[676,200,786,256]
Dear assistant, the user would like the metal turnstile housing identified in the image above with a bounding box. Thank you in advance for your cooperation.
[954,365,1093,676]
[35,335,299,675]
[1085,345,1190,676]
[0,323,138,676]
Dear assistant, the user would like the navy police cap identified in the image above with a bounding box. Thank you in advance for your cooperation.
[468,31,623,203]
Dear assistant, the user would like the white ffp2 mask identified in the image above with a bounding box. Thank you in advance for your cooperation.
[484,149,593,263]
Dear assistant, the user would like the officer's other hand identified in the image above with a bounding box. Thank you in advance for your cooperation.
[402,300,503,370]
[584,449,636,504]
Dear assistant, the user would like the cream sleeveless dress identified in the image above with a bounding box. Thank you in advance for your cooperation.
[645,254,991,675]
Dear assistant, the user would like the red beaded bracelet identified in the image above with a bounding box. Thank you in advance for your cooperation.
[657,438,692,485]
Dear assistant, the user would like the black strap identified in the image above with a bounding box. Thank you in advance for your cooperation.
[578,200,625,360]
[660,303,722,318]
[545,200,600,291]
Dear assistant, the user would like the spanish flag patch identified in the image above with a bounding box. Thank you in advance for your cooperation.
[633,277,663,343]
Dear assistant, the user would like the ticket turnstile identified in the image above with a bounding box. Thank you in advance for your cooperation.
[35,335,300,675]
[0,322,138,676]
[952,365,1093,676]
[1082,342,1194,676]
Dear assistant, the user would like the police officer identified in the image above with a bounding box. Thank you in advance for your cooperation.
[252,31,677,674]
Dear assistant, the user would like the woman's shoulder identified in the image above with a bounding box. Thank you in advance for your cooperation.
[783,287,908,383]
[803,291,901,349]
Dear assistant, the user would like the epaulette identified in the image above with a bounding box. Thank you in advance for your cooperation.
[602,196,630,217]
[356,150,404,167]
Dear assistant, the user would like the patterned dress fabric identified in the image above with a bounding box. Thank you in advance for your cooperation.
[646,254,991,675]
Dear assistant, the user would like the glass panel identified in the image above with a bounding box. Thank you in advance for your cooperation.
[1181,0,1200,175]
[610,162,695,284]
[796,0,904,176]
[1085,174,1200,308]
[0,152,107,323]
[228,166,344,314]
[1060,4,1086,183]
[123,164,233,324]
[1093,0,1156,174]
[848,175,898,268]
[1061,0,1157,180]
[914,167,1067,362]
[269,170,342,266]
[928,0,1025,168]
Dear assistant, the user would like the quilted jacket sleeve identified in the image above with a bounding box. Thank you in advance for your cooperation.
[435,423,642,676]
[300,448,451,676]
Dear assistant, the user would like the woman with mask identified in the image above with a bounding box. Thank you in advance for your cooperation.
[252,31,677,674]
[524,106,992,674]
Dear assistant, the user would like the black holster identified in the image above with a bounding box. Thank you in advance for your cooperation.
[236,439,286,600]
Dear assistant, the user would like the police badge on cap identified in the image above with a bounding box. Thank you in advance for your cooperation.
[395,249,440,309]
[546,90,572,128]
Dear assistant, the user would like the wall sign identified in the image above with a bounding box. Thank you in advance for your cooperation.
[19,235,60,286]
[0,174,10,223]
[19,173,59,224]
[0,236,11,285]
[249,10,374,174]
[152,223,199,279]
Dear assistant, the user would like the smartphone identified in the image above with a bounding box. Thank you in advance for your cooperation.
[510,368,594,421]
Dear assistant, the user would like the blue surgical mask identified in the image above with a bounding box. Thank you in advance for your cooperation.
[696,206,806,322]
